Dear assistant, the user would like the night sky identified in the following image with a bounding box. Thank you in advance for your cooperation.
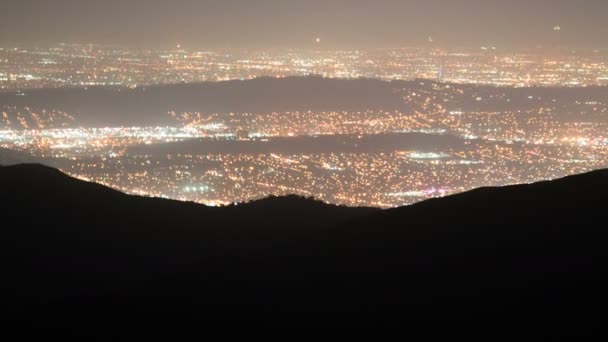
[1,0,606,48]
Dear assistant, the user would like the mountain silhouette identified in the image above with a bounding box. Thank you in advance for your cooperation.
[1,163,607,337]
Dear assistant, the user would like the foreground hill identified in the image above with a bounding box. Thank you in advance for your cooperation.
[1,164,607,337]
[0,164,375,320]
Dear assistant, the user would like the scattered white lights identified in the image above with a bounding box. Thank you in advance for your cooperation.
[408,152,450,160]
[2,44,608,91]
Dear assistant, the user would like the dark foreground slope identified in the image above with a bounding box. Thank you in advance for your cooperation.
[1,164,607,337]
[0,165,376,321]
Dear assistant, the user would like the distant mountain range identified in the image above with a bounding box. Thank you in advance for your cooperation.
[1,163,607,337]
[2,75,607,127]
[0,76,410,127]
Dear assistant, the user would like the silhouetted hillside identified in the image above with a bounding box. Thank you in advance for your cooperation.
[1,164,607,337]
[0,164,375,326]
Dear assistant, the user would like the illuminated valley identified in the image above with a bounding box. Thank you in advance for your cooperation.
[2,77,607,208]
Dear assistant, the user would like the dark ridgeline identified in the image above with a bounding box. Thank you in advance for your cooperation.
[1,164,607,337]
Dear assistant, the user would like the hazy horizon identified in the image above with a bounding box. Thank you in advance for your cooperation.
[1,0,607,49]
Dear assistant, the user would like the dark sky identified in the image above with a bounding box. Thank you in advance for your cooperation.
[1,0,606,48]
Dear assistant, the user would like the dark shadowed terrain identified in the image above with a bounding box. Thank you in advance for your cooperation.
[1,163,607,337]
